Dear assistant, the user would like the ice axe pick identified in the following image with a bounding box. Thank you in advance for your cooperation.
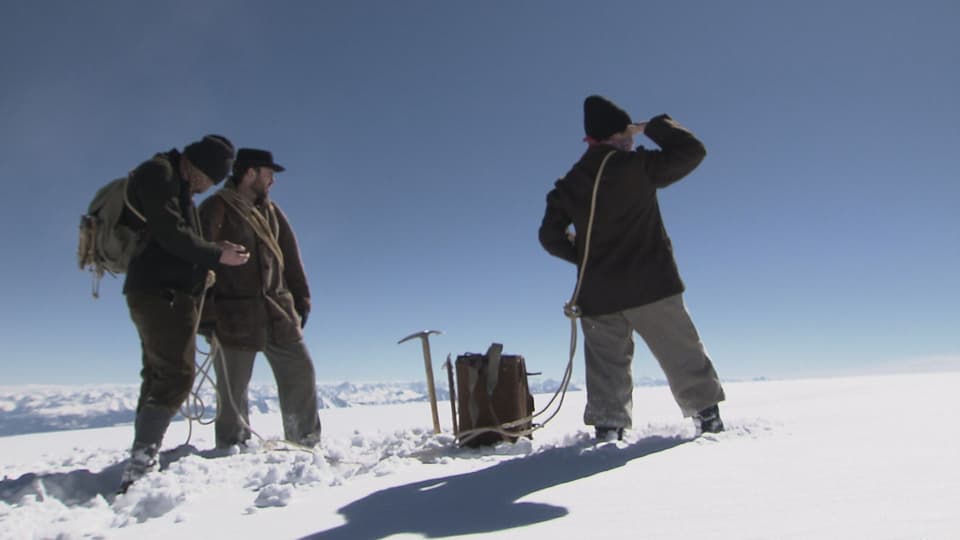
[398,329,442,434]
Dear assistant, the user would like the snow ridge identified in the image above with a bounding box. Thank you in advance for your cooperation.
[0,379,600,437]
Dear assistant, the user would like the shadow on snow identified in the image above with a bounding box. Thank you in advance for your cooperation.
[302,433,691,539]
[0,444,216,506]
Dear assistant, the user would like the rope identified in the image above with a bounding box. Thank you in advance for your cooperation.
[178,271,218,446]
[215,187,285,271]
[179,334,318,455]
[178,343,218,442]
[178,330,317,453]
[456,150,617,446]
[565,150,616,320]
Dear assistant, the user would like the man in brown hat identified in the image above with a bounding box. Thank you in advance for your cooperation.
[199,148,321,450]
[120,135,250,492]
[539,96,726,441]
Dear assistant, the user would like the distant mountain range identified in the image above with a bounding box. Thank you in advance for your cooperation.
[2,378,676,437]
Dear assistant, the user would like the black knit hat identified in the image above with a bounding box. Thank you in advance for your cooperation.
[583,95,632,140]
[183,135,235,184]
[205,134,234,154]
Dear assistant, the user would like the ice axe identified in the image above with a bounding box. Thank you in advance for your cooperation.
[398,329,442,434]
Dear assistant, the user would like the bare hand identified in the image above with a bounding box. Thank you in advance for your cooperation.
[218,241,250,266]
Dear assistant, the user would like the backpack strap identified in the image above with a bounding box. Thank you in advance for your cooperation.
[484,342,503,398]
[122,177,147,224]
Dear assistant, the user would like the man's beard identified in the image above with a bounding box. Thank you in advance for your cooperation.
[253,185,268,204]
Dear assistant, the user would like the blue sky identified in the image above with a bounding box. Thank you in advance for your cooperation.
[1,1,957,385]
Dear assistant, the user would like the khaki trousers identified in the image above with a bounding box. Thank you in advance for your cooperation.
[581,294,725,428]
[214,339,321,447]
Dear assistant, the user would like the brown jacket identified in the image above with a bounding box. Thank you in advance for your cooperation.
[539,114,706,316]
[199,187,311,350]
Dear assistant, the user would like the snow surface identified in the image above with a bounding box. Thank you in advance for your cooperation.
[1,372,957,539]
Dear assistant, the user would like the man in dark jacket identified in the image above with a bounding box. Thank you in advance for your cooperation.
[199,148,321,449]
[120,135,250,492]
[539,96,726,441]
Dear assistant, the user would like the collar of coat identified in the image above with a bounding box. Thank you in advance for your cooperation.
[213,183,285,271]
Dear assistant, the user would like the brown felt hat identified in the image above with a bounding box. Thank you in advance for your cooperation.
[234,148,285,172]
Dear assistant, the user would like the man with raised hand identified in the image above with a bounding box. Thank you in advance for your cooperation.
[539,96,726,442]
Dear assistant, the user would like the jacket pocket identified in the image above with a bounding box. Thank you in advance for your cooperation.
[214,297,260,346]
[267,290,303,343]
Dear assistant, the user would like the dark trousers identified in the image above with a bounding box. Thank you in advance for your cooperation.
[127,290,200,448]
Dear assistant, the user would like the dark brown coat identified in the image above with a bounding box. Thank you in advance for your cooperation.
[123,150,223,295]
[199,190,311,350]
[539,114,707,316]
